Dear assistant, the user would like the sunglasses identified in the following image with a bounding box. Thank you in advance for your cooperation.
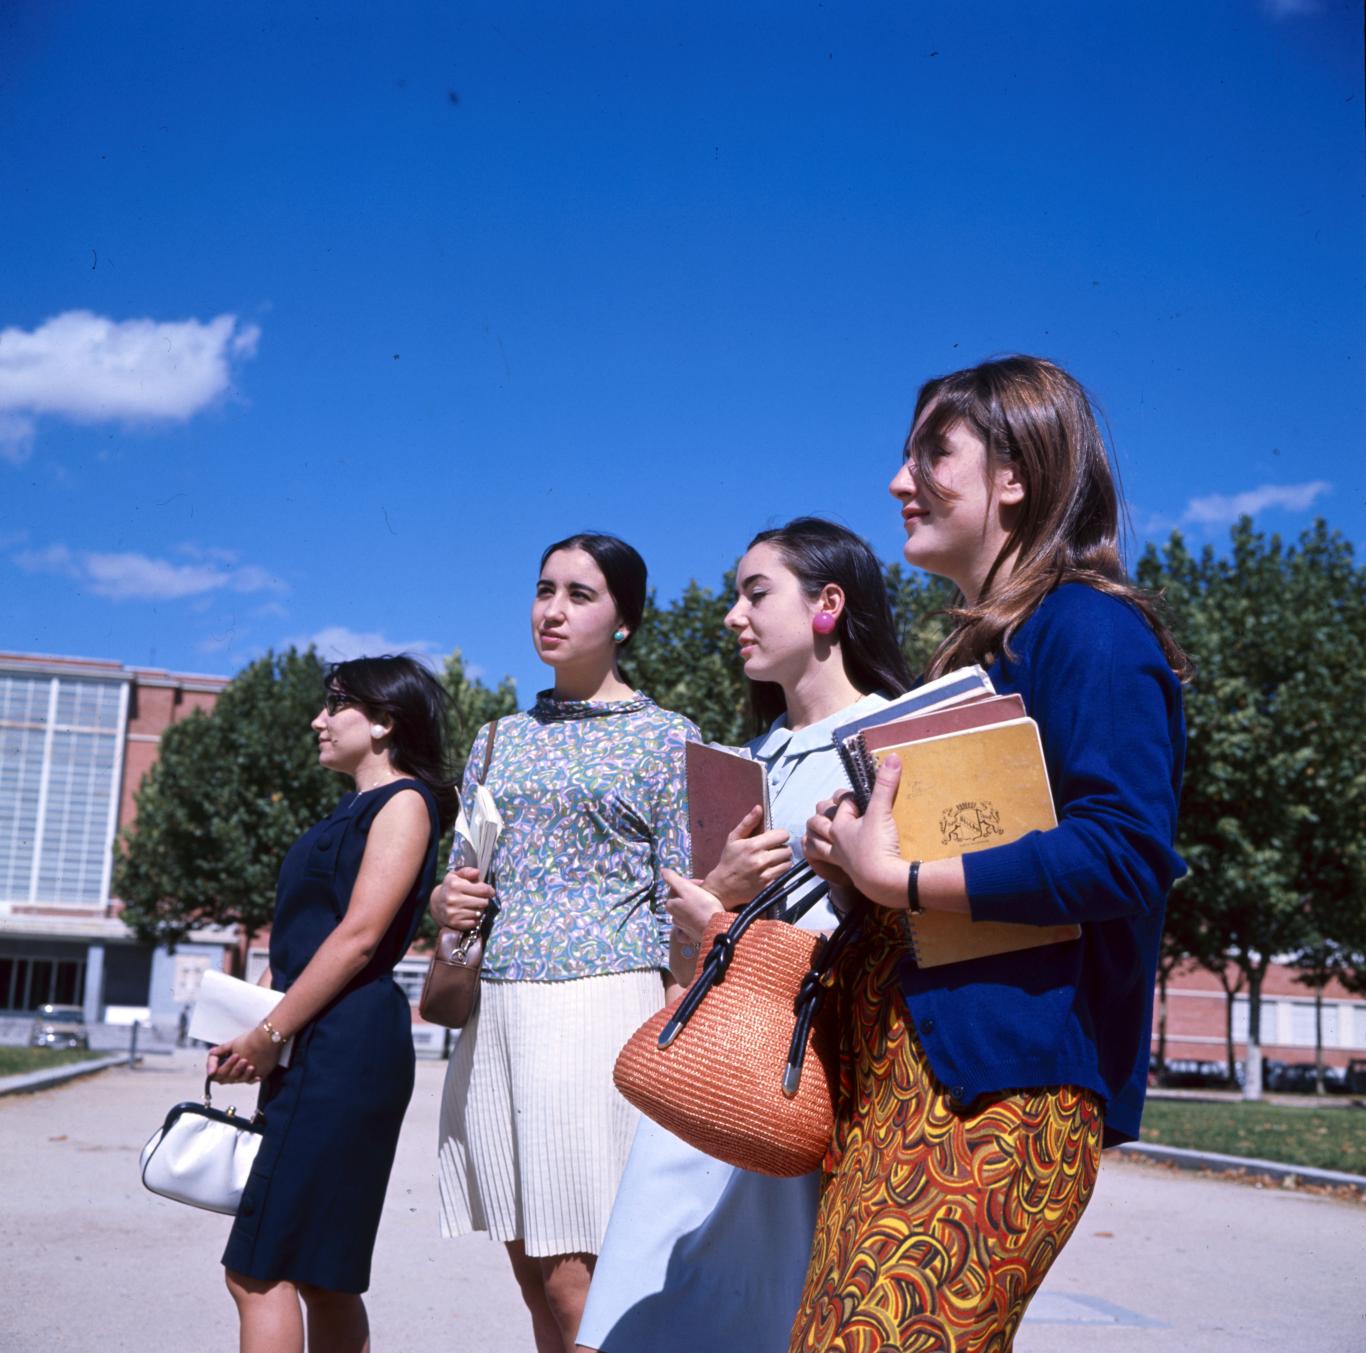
[323,689,360,716]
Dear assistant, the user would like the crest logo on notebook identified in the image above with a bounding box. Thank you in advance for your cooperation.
[939,801,1004,847]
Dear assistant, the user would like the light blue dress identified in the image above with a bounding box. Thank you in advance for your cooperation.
[578,693,889,1353]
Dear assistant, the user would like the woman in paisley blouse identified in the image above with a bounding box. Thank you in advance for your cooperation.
[433,532,698,1353]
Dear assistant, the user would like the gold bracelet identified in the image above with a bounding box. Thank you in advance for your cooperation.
[261,1018,286,1045]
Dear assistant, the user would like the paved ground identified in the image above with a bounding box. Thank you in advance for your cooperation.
[2,1050,1363,1352]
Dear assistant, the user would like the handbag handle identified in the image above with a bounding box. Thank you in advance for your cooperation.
[659,862,820,1050]
[202,1075,266,1123]
[658,861,863,1096]
[657,859,865,1097]
[480,719,498,783]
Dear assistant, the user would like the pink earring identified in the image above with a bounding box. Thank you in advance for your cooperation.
[812,612,837,636]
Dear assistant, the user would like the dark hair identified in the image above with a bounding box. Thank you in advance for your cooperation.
[325,655,459,831]
[743,516,913,731]
[538,532,647,649]
[906,355,1191,682]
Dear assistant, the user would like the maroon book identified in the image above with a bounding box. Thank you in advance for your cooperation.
[685,742,769,880]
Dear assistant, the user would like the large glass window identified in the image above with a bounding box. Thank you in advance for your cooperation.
[0,955,87,1011]
[0,673,125,907]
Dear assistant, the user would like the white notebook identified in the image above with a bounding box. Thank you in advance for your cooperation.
[188,969,293,1067]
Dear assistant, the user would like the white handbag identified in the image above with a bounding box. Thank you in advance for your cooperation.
[139,1079,265,1215]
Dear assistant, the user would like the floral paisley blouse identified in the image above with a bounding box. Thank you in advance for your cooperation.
[461,690,699,982]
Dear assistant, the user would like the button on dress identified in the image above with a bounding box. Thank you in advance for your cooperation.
[222,778,439,1294]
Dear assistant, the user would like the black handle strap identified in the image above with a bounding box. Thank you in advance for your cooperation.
[782,904,863,1095]
[658,861,821,1049]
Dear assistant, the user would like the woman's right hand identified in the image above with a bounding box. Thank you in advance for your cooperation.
[429,866,494,931]
[701,805,794,908]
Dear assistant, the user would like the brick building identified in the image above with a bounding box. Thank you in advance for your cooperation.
[0,651,234,1035]
[1155,956,1366,1080]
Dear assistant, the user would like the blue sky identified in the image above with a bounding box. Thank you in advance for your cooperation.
[2,0,1361,702]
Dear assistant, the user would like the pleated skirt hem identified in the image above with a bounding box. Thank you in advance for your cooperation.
[437,969,664,1258]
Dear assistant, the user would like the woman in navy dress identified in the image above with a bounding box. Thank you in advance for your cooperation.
[209,655,456,1353]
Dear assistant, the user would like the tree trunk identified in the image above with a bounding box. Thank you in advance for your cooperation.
[1229,978,1240,1098]
[1243,964,1266,1101]
[1156,967,1170,1084]
[1314,985,1325,1097]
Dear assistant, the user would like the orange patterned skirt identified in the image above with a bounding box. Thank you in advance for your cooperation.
[788,911,1103,1353]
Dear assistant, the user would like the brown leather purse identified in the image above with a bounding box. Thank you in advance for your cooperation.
[419,721,499,1029]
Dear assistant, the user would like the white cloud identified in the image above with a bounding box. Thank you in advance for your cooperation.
[13,542,286,602]
[0,310,260,450]
[1181,480,1332,526]
[0,412,35,463]
[288,625,441,663]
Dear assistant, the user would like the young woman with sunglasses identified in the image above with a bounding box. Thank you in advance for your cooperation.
[210,655,455,1353]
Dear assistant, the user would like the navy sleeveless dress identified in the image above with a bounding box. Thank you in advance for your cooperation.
[222,778,440,1293]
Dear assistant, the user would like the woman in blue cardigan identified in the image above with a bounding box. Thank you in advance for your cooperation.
[793,355,1190,1352]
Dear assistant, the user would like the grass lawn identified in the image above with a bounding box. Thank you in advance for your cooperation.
[1140,1098,1366,1176]
[0,1046,101,1077]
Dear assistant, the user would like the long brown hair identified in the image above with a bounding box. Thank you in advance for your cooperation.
[907,356,1190,681]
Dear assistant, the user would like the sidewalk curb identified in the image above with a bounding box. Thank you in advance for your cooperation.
[0,1053,125,1099]
[1116,1141,1366,1195]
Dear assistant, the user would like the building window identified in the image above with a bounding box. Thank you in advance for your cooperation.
[0,673,126,907]
[0,954,86,1011]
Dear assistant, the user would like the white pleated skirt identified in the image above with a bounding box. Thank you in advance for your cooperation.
[437,969,664,1258]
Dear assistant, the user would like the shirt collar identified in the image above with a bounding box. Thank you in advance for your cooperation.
[531,689,653,723]
[750,690,890,761]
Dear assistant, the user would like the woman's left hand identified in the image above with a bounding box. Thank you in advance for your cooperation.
[208,1026,281,1085]
[803,755,909,909]
[662,868,724,943]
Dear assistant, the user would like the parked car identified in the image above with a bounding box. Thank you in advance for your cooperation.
[1345,1059,1366,1096]
[28,1004,89,1050]
[1159,1058,1232,1089]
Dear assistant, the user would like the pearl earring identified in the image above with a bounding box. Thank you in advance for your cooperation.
[812,612,837,636]
[370,723,387,739]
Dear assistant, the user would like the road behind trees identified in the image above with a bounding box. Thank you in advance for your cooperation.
[2,1050,1363,1352]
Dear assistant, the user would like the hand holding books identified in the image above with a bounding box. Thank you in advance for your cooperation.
[802,753,912,900]
[806,664,1080,968]
[431,781,503,932]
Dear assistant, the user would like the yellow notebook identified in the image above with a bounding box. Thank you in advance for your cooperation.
[873,718,1080,968]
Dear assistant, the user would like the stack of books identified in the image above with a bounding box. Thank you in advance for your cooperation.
[831,667,1080,968]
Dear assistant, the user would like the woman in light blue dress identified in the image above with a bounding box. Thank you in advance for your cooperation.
[577,518,913,1353]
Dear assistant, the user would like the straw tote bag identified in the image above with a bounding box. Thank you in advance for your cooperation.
[613,863,861,1178]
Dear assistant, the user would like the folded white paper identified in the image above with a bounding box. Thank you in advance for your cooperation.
[189,970,293,1067]
[450,782,503,881]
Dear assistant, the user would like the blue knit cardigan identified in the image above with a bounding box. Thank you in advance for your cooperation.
[899,583,1186,1145]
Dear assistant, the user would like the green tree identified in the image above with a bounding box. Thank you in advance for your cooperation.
[440,648,519,780]
[1138,518,1366,1096]
[623,577,749,744]
[884,563,957,676]
[115,649,340,952]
